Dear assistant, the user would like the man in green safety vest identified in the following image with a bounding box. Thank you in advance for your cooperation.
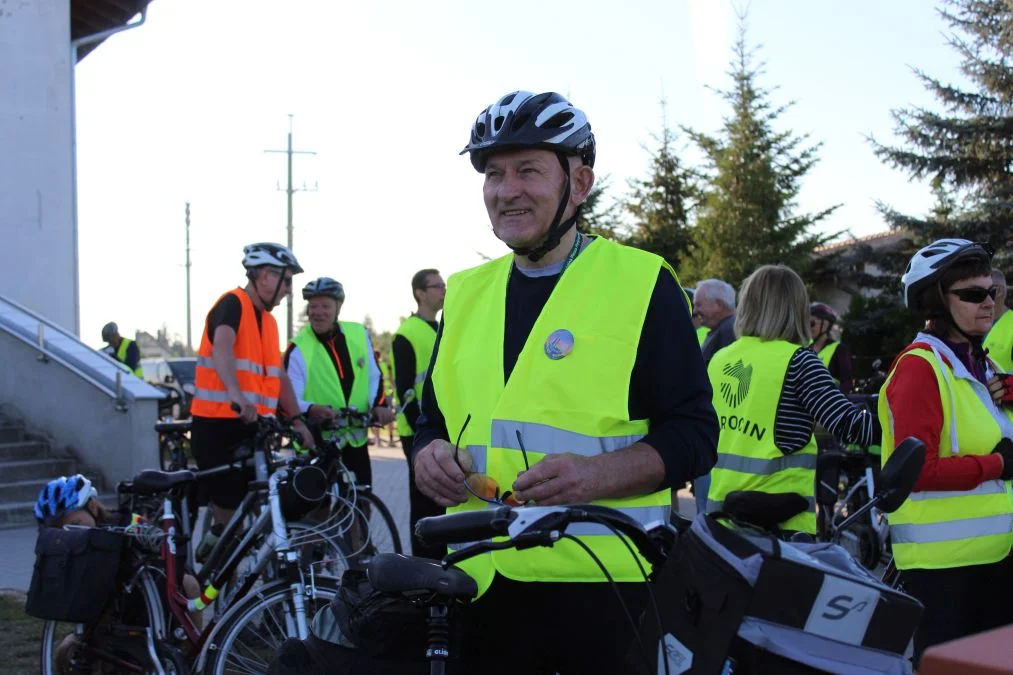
[285,277,394,487]
[392,267,444,558]
[985,268,1012,372]
[101,322,142,377]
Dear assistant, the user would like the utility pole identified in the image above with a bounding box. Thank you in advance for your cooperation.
[265,114,317,341]
[185,202,193,354]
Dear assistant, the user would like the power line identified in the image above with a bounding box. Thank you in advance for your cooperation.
[265,114,317,342]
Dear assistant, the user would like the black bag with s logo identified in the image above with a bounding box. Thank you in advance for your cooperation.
[639,514,922,675]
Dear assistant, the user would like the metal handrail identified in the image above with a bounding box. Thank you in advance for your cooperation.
[0,294,162,409]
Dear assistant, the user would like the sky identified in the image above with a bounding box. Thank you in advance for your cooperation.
[74,0,969,347]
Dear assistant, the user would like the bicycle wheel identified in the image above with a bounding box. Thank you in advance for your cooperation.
[160,435,192,472]
[285,520,353,579]
[201,577,339,675]
[349,490,402,559]
[40,568,171,674]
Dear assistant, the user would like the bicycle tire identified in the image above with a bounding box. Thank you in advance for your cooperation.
[40,568,169,675]
[286,520,353,579]
[201,576,340,675]
[350,490,403,558]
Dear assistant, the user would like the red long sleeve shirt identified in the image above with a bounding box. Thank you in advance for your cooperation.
[884,343,1004,492]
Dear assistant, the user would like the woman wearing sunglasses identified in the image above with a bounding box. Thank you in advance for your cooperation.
[879,238,1013,665]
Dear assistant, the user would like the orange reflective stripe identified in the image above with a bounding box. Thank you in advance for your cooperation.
[191,289,282,418]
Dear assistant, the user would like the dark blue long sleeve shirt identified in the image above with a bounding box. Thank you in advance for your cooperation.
[413,262,718,490]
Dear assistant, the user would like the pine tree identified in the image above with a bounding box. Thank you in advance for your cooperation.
[577,173,625,240]
[683,24,837,287]
[873,0,1013,267]
[623,104,700,272]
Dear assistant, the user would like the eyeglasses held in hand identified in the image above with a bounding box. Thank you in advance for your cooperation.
[452,415,529,506]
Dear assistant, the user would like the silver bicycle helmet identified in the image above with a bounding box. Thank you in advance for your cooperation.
[902,238,993,310]
[302,277,345,302]
[242,242,304,274]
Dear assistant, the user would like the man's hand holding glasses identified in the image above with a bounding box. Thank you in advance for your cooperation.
[413,440,468,507]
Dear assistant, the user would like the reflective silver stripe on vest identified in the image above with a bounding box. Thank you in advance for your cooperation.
[714,452,817,475]
[891,513,1013,545]
[195,388,230,402]
[194,389,277,409]
[464,445,487,474]
[491,420,643,457]
[196,355,278,378]
[414,372,427,387]
[444,505,670,549]
[907,480,1008,502]
[235,358,264,375]
[706,495,817,516]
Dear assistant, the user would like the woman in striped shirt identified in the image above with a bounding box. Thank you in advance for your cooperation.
[705,264,873,533]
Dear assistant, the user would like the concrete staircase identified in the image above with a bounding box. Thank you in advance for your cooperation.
[0,415,108,530]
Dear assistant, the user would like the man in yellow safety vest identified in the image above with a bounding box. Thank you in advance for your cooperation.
[411,90,717,673]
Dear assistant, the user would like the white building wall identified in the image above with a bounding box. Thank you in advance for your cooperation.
[0,1,77,334]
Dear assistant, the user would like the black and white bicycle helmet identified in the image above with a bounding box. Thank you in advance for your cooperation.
[461,91,596,262]
[902,238,993,310]
[242,242,304,274]
[461,91,596,173]
[302,277,345,302]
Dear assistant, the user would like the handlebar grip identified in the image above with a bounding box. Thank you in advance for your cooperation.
[415,507,516,545]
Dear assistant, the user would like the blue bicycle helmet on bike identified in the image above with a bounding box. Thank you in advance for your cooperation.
[34,474,96,525]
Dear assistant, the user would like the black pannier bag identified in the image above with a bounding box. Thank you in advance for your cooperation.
[268,566,473,675]
[25,527,124,623]
[639,515,922,675]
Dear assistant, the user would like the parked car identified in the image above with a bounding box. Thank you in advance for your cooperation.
[141,357,197,418]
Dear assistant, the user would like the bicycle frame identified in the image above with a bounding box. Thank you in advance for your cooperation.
[158,456,314,659]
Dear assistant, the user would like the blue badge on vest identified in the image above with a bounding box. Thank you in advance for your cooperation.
[545,329,575,360]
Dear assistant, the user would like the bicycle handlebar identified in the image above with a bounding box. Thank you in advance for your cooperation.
[416,504,668,570]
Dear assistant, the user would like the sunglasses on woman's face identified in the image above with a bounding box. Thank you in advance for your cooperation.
[946,285,998,304]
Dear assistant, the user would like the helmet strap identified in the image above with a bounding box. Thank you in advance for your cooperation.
[934,283,988,359]
[250,266,286,309]
[507,153,579,263]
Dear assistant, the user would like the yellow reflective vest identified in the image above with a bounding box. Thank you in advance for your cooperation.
[115,338,143,378]
[393,315,438,437]
[292,322,371,448]
[879,333,1013,570]
[707,337,818,534]
[985,310,1013,373]
[815,340,841,388]
[431,237,674,598]
[696,326,709,347]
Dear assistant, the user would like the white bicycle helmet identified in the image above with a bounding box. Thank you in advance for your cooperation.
[902,238,993,310]
[242,242,304,274]
[302,277,345,301]
[461,91,596,173]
